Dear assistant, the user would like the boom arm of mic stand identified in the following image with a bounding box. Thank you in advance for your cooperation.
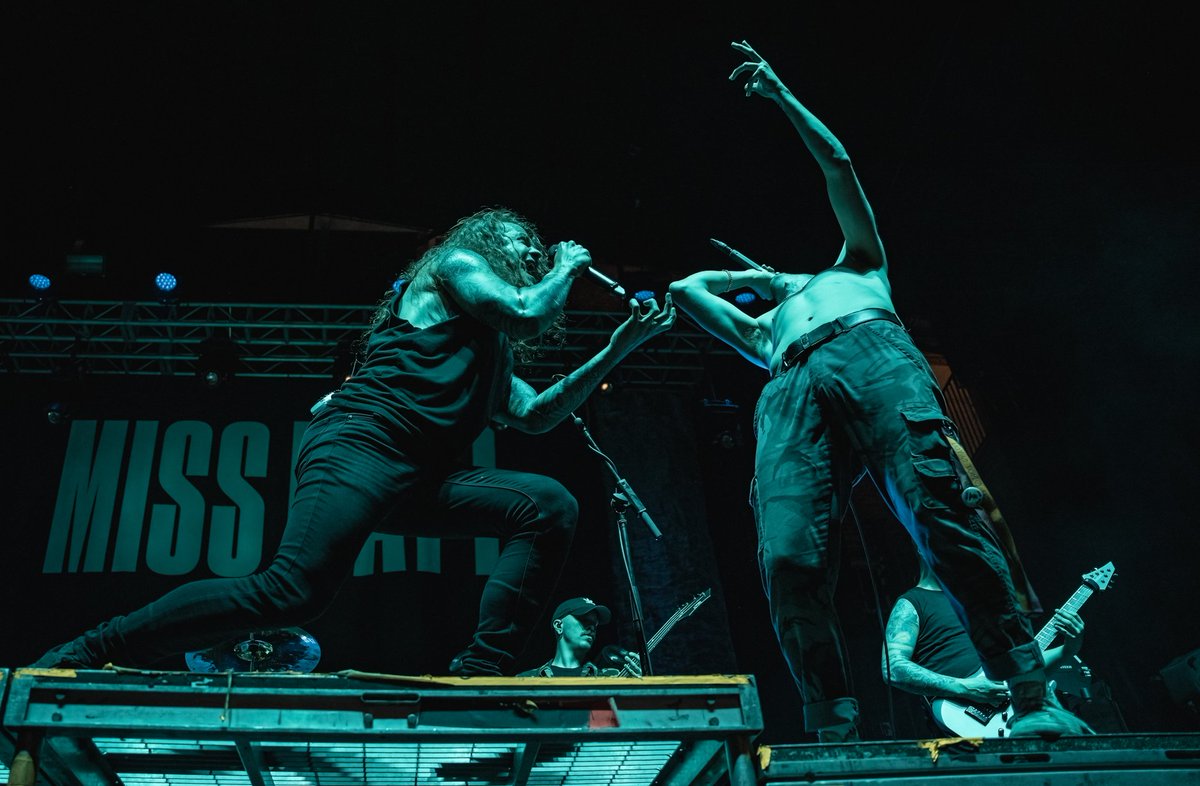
[571,415,663,539]
[570,412,659,675]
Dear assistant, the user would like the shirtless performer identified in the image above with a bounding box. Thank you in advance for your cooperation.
[669,41,1091,742]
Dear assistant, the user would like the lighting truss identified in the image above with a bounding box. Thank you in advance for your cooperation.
[0,299,735,388]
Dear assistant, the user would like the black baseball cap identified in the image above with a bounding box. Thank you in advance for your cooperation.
[552,597,612,625]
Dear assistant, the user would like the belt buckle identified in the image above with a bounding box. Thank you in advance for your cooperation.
[798,333,812,351]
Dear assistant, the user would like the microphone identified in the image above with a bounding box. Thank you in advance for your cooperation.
[548,243,627,299]
[585,267,627,299]
[709,237,771,272]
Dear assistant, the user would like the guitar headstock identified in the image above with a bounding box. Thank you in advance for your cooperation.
[680,588,713,617]
[1082,562,1116,591]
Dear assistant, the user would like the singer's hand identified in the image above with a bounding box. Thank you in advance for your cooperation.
[729,41,787,101]
[549,240,592,278]
[610,293,677,351]
[623,651,643,677]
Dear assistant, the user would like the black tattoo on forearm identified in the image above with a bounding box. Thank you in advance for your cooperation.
[521,349,616,433]
[883,602,968,699]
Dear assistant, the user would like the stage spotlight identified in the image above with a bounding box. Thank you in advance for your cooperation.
[734,291,757,305]
[634,289,656,302]
[701,397,743,450]
[155,272,178,293]
[599,381,614,394]
[392,277,407,294]
[196,336,239,388]
[45,402,72,426]
[29,273,52,291]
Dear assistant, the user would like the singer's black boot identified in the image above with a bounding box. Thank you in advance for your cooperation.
[29,619,125,669]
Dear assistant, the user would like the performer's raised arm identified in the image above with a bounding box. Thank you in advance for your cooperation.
[434,237,592,340]
[498,295,676,433]
[668,269,775,368]
[729,40,885,273]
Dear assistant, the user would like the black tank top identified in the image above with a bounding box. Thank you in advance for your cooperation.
[899,587,983,679]
[328,292,513,460]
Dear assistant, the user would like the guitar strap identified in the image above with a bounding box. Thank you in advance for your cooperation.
[946,435,1042,615]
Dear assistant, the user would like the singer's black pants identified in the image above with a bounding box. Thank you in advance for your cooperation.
[34,409,578,675]
[751,319,1043,732]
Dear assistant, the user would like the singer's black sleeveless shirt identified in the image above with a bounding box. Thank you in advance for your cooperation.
[327,289,513,460]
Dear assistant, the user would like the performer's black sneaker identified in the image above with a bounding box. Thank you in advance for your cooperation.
[1007,680,1094,740]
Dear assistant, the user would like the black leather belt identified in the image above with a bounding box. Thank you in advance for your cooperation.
[778,307,903,373]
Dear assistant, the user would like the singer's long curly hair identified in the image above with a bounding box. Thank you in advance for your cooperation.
[365,207,563,364]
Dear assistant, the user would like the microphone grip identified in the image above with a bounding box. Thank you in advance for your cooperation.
[548,242,627,299]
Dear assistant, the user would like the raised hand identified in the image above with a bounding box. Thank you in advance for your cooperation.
[610,293,677,351]
[728,40,786,100]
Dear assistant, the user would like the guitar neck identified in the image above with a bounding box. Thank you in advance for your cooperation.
[1032,584,1093,650]
[644,606,689,654]
[617,593,710,675]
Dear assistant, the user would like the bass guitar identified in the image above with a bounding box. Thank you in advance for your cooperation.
[929,561,1115,737]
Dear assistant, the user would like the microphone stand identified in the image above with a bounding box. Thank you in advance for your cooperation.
[571,412,660,676]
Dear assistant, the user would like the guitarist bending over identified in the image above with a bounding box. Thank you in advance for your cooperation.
[884,557,1084,736]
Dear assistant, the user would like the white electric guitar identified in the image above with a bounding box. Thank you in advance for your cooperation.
[929,561,1115,738]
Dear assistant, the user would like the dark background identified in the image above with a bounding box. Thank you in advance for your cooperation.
[5,3,1199,743]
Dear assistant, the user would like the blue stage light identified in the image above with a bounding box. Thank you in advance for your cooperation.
[634,289,656,302]
[735,292,757,305]
[155,272,178,293]
[392,277,407,293]
[29,273,52,290]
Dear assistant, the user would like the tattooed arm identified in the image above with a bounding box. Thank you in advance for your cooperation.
[496,296,676,434]
[435,243,591,340]
[882,598,1010,703]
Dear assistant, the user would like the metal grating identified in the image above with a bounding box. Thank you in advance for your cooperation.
[92,738,681,786]
[2,670,762,786]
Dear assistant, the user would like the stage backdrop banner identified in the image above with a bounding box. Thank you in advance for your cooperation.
[1,376,527,674]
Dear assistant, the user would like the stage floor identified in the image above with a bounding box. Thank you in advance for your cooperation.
[3,668,1197,785]
[758,733,1200,785]
[1,667,762,786]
